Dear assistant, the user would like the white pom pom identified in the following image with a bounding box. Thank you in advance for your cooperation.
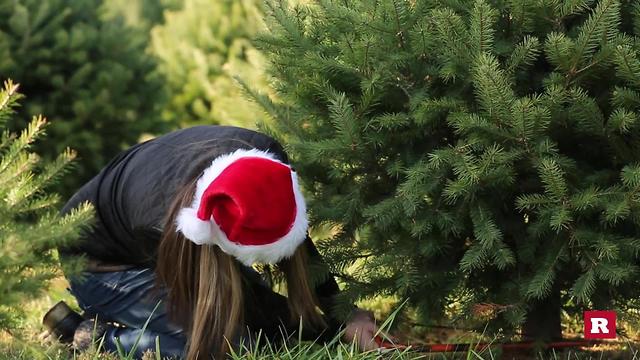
[176,207,214,245]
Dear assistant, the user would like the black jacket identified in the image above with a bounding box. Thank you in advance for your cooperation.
[60,126,340,305]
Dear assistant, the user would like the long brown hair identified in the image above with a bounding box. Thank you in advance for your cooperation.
[156,178,326,359]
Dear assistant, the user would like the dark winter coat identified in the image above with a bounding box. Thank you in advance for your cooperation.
[60,125,340,303]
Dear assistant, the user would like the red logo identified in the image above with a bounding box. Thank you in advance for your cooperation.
[584,311,616,339]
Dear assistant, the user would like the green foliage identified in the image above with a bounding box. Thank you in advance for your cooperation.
[255,0,640,336]
[0,0,168,199]
[102,0,181,31]
[150,0,269,128]
[0,80,92,330]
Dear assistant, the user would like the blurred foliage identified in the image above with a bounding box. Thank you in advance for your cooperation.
[102,0,182,31]
[0,0,169,199]
[150,0,270,128]
[0,0,275,199]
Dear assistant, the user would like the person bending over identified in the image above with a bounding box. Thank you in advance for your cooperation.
[49,126,379,359]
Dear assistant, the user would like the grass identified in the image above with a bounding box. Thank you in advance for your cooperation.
[1,278,640,359]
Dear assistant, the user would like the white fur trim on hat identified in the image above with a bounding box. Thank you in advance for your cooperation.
[175,148,309,265]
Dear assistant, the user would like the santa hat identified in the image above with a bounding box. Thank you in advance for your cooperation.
[176,148,308,266]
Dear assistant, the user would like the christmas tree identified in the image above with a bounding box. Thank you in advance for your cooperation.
[0,0,167,199]
[0,80,92,330]
[150,0,270,128]
[255,0,640,338]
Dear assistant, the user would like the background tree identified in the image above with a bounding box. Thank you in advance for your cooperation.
[0,0,168,199]
[0,80,92,331]
[102,0,181,32]
[254,0,640,339]
[150,0,270,128]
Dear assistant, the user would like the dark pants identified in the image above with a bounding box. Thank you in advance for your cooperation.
[67,267,326,359]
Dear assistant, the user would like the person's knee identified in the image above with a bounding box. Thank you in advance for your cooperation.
[153,334,186,359]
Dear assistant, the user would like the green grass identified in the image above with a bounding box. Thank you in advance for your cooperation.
[2,278,639,360]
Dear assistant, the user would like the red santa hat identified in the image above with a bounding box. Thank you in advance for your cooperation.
[176,148,308,265]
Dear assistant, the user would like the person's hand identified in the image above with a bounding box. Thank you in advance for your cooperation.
[342,308,380,351]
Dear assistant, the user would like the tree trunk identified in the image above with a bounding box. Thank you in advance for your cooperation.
[522,289,563,341]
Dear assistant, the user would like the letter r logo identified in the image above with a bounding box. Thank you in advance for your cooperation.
[584,311,616,339]
[590,317,608,333]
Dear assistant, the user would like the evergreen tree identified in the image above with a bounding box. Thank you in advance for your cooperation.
[0,0,168,199]
[0,80,92,330]
[102,0,181,32]
[255,0,640,338]
[150,0,270,128]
